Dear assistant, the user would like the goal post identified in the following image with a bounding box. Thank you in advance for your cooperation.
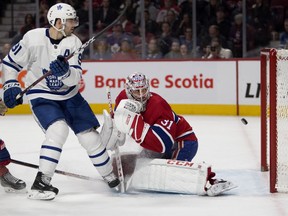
[260,48,288,193]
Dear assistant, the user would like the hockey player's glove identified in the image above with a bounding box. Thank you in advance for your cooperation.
[50,55,70,80]
[3,80,23,108]
[114,99,149,144]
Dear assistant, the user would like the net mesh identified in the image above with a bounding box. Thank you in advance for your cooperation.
[275,50,288,192]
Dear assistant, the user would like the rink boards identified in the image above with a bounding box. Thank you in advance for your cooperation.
[0,59,260,116]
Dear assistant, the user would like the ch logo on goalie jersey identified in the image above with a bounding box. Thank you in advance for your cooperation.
[43,69,64,91]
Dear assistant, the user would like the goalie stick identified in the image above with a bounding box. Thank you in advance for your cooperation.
[16,2,129,100]
[11,159,98,182]
[106,86,125,193]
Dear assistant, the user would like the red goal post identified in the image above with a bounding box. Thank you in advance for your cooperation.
[260,48,288,193]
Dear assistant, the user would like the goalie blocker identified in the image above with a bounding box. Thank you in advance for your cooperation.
[129,158,237,196]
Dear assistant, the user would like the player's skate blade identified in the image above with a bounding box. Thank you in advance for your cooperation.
[206,179,237,196]
[28,190,57,200]
[3,186,27,193]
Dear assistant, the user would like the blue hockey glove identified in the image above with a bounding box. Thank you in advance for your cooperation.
[50,55,70,79]
[3,80,23,108]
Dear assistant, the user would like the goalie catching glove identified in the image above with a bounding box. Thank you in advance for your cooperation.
[100,109,125,151]
[114,99,150,144]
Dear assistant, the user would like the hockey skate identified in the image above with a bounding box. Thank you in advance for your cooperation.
[0,170,27,193]
[103,172,120,188]
[28,172,59,200]
[205,179,237,196]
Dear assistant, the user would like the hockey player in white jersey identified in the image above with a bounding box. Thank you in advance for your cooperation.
[1,3,119,200]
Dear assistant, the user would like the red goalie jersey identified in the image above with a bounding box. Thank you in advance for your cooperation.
[115,89,197,154]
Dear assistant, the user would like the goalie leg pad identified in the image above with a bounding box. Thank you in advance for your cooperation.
[100,109,113,148]
[130,159,211,195]
[106,125,126,151]
[101,108,126,151]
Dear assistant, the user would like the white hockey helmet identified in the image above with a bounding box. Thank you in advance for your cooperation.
[125,72,151,106]
[47,3,79,35]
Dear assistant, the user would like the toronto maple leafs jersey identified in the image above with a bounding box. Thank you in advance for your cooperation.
[2,28,83,101]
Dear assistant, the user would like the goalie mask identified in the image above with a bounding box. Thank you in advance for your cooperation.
[47,3,79,36]
[125,72,151,109]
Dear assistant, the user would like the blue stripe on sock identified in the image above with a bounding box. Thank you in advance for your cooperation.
[42,145,62,152]
[93,157,110,167]
[40,156,59,164]
[89,148,106,158]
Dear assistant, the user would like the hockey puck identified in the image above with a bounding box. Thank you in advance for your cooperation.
[241,118,248,125]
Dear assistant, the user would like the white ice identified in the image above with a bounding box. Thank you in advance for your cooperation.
[0,114,287,216]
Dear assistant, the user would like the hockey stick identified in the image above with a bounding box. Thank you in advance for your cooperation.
[16,2,129,100]
[106,86,125,193]
[11,159,98,181]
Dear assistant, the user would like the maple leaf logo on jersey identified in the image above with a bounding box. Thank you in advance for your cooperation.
[42,69,64,91]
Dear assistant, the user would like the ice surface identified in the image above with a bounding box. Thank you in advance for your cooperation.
[0,115,287,216]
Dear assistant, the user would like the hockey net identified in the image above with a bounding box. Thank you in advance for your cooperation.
[261,48,288,193]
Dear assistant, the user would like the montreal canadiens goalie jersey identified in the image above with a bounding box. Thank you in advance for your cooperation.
[2,28,82,101]
[115,90,197,153]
